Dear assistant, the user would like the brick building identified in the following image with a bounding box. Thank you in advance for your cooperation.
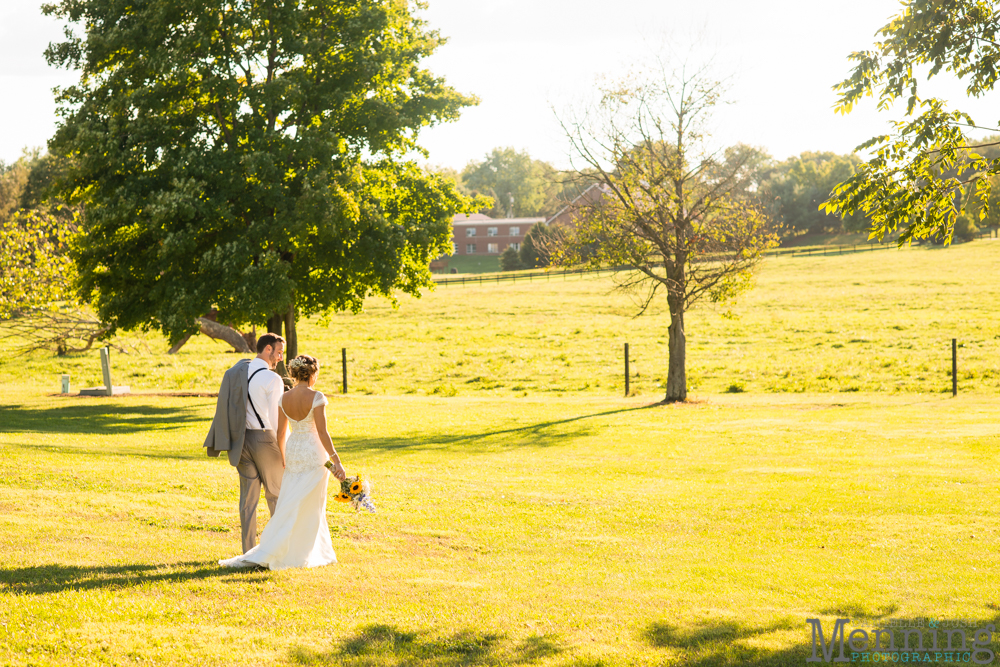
[450,213,545,256]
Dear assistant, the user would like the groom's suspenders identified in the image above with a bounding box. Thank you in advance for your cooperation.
[247,368,268,430]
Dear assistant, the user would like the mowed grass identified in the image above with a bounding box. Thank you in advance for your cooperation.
[2,391,999,666]
[1,240,999,665]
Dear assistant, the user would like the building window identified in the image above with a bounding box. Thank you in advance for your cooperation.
[451,242,456,255]
[487,243,499,254]
[487,226,498,237]
[509,227,520,236]
[466,243,477,253]
[466,227,476,237]
[509,242,520,251]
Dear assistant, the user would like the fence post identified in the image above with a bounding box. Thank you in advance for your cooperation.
[624,343,630,397]
[100,346,113,396]
[342,347,348,394]
[952,338,958,397]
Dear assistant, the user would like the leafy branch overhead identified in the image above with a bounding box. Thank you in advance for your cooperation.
[43,0,484,346]
[824,0,1000,244]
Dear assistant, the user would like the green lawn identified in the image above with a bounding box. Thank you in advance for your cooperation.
[1,392,999,665]
[432,254,501,275]
[2,240,999,665]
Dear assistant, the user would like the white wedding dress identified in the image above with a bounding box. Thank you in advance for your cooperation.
[220,391,337,570]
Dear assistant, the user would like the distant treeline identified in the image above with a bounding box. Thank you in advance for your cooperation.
[7,142,1000,242]
[432,143,1000,242]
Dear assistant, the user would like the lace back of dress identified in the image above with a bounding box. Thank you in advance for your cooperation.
[282,393,324,434]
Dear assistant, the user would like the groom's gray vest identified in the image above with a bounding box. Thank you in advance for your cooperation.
[204,358,251,466]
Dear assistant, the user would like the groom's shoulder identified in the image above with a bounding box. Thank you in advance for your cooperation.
[224,358,251,378]
[230,357,251,371]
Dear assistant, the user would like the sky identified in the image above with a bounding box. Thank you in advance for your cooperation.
[2,0,997,169]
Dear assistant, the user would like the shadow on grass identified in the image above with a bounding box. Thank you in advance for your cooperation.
[0,560,265,594]
[0,402,207,435]
[639,617,814,666]
[641,614,1000,666]
[816,602,899,620]
[290,624,562,666]
[342,404,656,453]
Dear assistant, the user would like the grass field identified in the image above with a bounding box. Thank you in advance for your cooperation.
[2,240,999,666]
[2,392,999,666]
[434,254,501,275]
[5,240,998,399]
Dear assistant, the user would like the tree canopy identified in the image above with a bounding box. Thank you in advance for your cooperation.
[44,0,482,353]
[461,148,547,218]
[823,0,1000,244]
[762,152,869,235]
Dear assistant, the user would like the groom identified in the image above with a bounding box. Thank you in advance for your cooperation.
[205,333,288,553]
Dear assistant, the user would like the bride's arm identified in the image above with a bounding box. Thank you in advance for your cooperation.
[313,404,346,480]
[277,410,288,467]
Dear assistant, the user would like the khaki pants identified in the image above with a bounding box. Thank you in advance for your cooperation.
[237,429,283,553]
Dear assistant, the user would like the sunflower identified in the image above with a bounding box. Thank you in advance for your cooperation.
[350,480,363,494]
[335,492,351,503]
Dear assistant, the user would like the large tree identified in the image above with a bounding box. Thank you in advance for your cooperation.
[824,0,1000,243]
[461,147,548,218]
[556,62,779,403]
[44,0,480,356]
[763,152,869,235]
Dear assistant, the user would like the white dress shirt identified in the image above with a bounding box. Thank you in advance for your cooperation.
[245,358,283,431]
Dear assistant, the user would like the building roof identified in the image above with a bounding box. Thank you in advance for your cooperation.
[451,214,546,226]
[452,213,493,222]
[545,183,608,227]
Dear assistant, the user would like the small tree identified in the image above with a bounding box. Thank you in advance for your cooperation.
[0,208,78,320]
[499,246,523,271]
[519,222,555,269]
[557,60,778,403]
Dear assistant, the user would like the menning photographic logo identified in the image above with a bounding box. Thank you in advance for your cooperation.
[806,618,996,664]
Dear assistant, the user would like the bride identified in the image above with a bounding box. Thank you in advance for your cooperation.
[220,354,347,570]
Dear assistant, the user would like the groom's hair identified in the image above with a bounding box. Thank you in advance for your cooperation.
[256,333,285,354]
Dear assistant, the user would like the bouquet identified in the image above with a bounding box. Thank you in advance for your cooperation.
[335,474,376,513]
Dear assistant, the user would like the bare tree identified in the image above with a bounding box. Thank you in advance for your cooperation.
[555,59,779,403]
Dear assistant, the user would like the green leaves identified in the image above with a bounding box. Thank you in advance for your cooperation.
[827,0,1000,243]
[46,0,479,341]
[0,208,79,320]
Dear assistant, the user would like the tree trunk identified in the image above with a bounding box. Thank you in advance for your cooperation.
[242,326,257,353]
[284,303,298,359]
[167,334,192,354]
[197,317,252,353]
[266,314,283,335]
[664,303,686,402]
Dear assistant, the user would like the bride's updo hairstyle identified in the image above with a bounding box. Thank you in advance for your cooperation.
[287,354,319,383]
